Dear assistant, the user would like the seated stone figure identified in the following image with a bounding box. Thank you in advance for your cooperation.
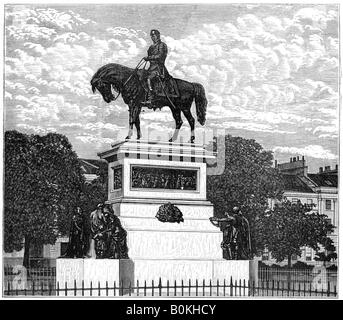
[62,203,129,260]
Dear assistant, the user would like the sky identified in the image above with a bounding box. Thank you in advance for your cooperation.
[3,3,339,173]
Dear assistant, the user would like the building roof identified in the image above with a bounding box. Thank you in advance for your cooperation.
[307,173,338,188]
[282,174,315,193]
[80,159,107,175]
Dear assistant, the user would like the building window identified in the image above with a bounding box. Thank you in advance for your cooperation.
[325,200,332,210]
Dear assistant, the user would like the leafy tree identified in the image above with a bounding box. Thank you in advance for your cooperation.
[207,134,284,256]
[259,200,335,268]
[314,238,337,266]
[4,130,85,267]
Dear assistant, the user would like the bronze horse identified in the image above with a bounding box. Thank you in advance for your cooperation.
[90,63,207,143]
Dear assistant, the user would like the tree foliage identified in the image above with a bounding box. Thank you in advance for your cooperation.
[259,200,335,266]
[207,134,284,255]
[4,130,85,266]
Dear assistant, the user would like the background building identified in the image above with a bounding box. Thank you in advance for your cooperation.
[262,157,338,265]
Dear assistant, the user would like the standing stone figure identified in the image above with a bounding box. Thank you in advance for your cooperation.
[210,207,252,260]
[62,207,88,258]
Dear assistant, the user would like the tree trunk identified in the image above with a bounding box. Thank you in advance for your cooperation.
[23,236,31,269]
[287,254,292,289]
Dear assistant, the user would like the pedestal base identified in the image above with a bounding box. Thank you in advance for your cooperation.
[56,258,254,297]
[56,259,134,296]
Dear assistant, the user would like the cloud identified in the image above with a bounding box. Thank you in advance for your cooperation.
[273,145,337,160]
[4,5,338,161]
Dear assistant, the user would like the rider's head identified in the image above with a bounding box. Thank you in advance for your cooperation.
[150,29,160,43]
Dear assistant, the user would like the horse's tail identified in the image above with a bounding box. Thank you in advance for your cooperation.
[193,83,207,125]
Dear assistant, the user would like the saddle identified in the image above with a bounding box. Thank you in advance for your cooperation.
[137,69,180,98]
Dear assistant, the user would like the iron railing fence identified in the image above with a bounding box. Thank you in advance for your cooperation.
[258,267,337,287]
[3,265,56,291]
[3,277,338,298]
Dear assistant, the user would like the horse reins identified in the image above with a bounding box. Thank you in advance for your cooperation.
[108,58,147,103]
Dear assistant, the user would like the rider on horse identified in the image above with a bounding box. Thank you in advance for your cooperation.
[142,29,168,107]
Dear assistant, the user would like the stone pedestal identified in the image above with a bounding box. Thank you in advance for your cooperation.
[56,259,133,296]
[96,140,252,289]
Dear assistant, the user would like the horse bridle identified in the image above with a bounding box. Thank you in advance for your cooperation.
[96,59,147,103]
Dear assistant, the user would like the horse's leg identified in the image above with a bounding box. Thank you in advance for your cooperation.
[182,107,195,143]
[133,106,142,140]
[169,108,183,142]
[125,105,134,140]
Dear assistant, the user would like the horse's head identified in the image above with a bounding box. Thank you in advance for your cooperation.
[91,78,115,103]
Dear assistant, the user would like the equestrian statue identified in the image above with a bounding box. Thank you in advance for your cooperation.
[90,29,208,144]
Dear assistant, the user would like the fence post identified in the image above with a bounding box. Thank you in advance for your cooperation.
[167,280,169,297]
[90,281,92,297]
[230,277,233,297]
[65,281,67,297]
[239,279,241,297]
[181,280,184,297]
[7,281,10,296]
[243,279,246,297]
[57,281,59,297]
[137,280,140,297]
[223,279,226,297]
[189,279,191,297]
[216,279,219,296]
[129,281,132,297]
[82,280,84,297]
[158,278,162,297]
[114,281,116,297]
[121,280,124,296]
[334,285,337,297]
[74,279,77,296]
[196,279,198,297]
[209,280,212,297]
[203,279,205,297]
[152,280,154,297]
[174,280,177,297]
[144,280,147,297]
[327,281,330,297]
[106,281,108,297]
[309,282,312,297]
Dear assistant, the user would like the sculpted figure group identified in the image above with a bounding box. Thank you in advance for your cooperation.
[62,203,129,259]
[210,207,252,260]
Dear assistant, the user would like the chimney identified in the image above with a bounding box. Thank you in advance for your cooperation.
[290,157,292,163]
[319,167,323,173]
[297,156,299,161]
[302,156,305,161]
[325,166,331,172]
[336,164,338,171]
[293,157,296,162]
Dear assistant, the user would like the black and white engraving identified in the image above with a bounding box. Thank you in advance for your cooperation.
[2,3,339,299]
